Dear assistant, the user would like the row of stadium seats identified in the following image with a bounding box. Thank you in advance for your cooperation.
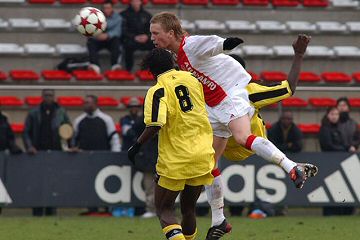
[0,69,154,81]
[1,43,360,58]
[8,121,359,135]
[1,95,359,108]
[3,0,360,9]
[2,18,360,35]
[0,95,144,107]
[0,0,342,8]
[1,70,360,83]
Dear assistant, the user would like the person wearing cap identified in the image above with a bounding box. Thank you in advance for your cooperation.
[120,97,143,151]
[120,97,157,218]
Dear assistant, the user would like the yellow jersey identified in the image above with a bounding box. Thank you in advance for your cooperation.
[224,80,292,161]
[144,69,215,180]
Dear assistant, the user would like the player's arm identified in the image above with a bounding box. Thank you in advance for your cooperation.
[287,34,311,95]
[128,86,167,163]
[187,35,243,58]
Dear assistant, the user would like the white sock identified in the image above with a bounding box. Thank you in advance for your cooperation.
[249,136,297,173]
[205,174,225,227]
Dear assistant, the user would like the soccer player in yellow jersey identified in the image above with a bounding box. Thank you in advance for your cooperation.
[128,48,215,240]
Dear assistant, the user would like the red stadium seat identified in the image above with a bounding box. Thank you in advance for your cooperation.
[120,96,144,107]
[11,123,25,134]
[308,97,336,107]
[298,124,320,134]
[0,96,23,107]
[73,70,103,81]
[10,70,39,81]
[57,96,84,107]
[260,71,287,82]
[25,96,43,106]
[60,0,87,4]
[282,97,308,107]
[321,72,352,83]
[97,96,119,107]
[120,0,148,4]
[89,0,118,3]
[182,0,208,5]
[104,70,135,81]
[212,0,239,5]
[272,0,299,7]
[242,0,269,6]
[352,72,360,83]
[299,72,321,83]
[42,70,72,81]
[28,0,55,3]
[152,0,178,4]
[0,71,7,81]
[265,123,272,129]
[349,98,360,108]
[302,0,328,7]
[248,71,260,81]
[136,70,154,81]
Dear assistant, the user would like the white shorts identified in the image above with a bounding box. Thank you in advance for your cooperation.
[206,88,253,138]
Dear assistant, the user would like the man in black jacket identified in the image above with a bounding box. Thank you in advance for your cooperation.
[268,111,303,153]
[120,0,153,71]
[23,89,71,216]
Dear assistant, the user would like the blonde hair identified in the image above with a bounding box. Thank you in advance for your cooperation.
[150,12,186,40]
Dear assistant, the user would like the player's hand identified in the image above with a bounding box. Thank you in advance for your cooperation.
[292,34,311,57]
[127,142,142,164]
[223,37,244,51]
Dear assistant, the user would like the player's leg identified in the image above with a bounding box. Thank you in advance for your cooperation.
[155,178,186,240]
[179,185,203,240]
[228,114,317,188]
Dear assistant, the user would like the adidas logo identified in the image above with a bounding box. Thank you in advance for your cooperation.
[0,178,12,204]
[307,154,360,203]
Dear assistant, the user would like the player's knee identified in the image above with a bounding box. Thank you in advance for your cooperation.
[233,133,249,146]
[180,206,195,219]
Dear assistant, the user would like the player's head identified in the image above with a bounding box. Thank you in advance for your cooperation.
[150,12,184,49]
[84,95,98,114]
[102,0,114,17]
[142,48,175,77]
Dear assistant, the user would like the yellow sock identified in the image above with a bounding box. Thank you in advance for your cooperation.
[184,228,197,240]
[163,224,186,240]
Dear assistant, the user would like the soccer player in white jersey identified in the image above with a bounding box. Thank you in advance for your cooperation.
[149,12,318,239]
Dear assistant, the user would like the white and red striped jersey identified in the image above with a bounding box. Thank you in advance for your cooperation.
[177,35,251,107]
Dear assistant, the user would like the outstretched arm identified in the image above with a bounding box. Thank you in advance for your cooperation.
[287,34,311,95]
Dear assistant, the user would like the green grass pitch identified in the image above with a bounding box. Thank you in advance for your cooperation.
[0,216,359,240]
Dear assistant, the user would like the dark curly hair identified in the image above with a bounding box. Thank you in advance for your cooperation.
[141,48,175,77]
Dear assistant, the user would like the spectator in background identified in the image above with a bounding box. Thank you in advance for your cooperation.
[73,95,121,153]
[120,97,142,151]
[337,97,360,153]
[23,89,71,217]
[319,107,347,151]
[87,0,122,73]
[268,111,303,153]
[120,97,155,217]
[72,95,120,215]
[120,0,153,71]
[319,106,355,216]
[0,111,22,154]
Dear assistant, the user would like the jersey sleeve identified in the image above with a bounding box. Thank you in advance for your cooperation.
[185,35,225,58]
[247,80,292,109]
[144,85,167,127]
